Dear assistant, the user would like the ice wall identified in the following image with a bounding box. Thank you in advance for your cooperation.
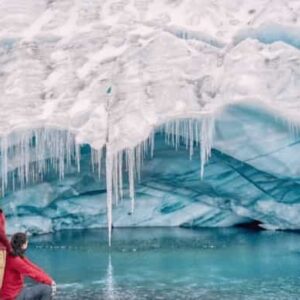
[3,105,300,237]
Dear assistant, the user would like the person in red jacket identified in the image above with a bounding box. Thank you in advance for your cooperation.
[0,232,56,300]
[0,209,12,289]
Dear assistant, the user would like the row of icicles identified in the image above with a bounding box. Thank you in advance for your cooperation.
[0,117,215,245]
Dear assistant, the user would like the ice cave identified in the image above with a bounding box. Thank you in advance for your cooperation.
[3,104,300,240]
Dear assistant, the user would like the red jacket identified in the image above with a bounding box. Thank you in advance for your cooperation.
[0,211,11,252]
[0,255,53,300]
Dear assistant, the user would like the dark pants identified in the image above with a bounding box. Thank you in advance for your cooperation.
[16,284,52,300]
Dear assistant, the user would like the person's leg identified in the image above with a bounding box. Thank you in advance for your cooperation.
[17,284,52,300]
[16,287,28,300]
[39,284,52,300]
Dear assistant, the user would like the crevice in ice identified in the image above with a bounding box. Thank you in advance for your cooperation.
[235,220,265,231]
[164,26,225,48]
[218,151,281,200]
[244,140,300,164]
[233,23,300,49]
[163,22,300,52]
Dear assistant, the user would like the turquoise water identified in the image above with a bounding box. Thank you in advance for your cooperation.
[28,228,300,300]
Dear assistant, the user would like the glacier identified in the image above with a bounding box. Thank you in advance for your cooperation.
[1,0,300,243]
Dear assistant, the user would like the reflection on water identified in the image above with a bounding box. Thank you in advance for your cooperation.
[28,228,300,300]
[104,255,115,300]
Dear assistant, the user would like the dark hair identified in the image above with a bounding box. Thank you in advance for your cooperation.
[11,232,27,258]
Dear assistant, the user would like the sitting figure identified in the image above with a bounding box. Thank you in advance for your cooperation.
[0,232,56,300]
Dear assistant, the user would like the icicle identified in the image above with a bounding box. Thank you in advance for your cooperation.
[124,149,128,171]
[91,148,102,180]
[287,119,300,140]
[1,136,8,196]
[58,132,65,180]
[140,141,145,168]
[118,152,123,200]
[200,115,215,179]
[91,148,95,173]
[112,154,119,205]
[35,129,43,175]
[166,122,171,145]
[135,145,141,182]
[97,149,102,179]
[172,121,175,147]
[19,133,29,189]
[164,123,169,144]
[127,148,135,214]
[75,144,81,173]
[12,169,15,192]
[0,128,79,195]
[184,119,189,150]
[105,147,113,247]
[195,120,200,146]
[150,131,155,158]
[189,119,194,159]
[142,139,146,160]
[65,131,72,169]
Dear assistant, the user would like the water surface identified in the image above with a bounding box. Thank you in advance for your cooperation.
[28,228,300,299]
